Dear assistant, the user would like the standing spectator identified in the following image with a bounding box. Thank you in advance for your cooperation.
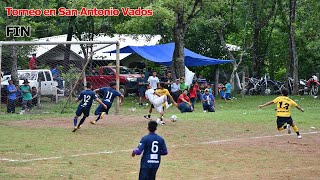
[131,120,168,180]
[179,77,189,91]
[202,89,215,112]
[225,81,232,100]
[6,80,17,113]
[177,89,193,113]
[138,73,148,106]
[189,81,199,109]
[171,79,180,102]
[144,67,152,82]
[29,53,37,70]
[20,79,32,114]
[31,86,38,107]
[51,65,64,88]
[161,72,172,92]
[148,71,160,90]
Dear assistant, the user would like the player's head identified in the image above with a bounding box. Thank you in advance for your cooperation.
[205,88,209,94]
[148,120,158,133]
[183,89,188,95]
[109,82,116,89]
[157,82,165,89]
[152,71,157,77]
[86,82,92,89]
[281,88,289,96]
[147,84,152,89]
[8,80,13,85]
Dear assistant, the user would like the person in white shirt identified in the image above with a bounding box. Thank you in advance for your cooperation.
[144,84,170,125]
[171,79,181,102]
[147,71,160,90]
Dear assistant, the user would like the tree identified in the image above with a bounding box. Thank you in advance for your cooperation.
[289,0,298,94]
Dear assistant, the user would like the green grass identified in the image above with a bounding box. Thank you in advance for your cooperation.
[0,95,320,179]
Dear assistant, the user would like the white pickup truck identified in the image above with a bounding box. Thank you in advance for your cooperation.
[1,69,64,102]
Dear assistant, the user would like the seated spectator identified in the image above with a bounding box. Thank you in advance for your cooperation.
[179,77,189,91]
[220,86,226,100]
[177,89,193,113]
[31,86,38,106]
[206,84,213,95]
[171,79,180,102]
[202,89,215,112]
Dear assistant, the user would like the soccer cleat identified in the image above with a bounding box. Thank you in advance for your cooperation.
[165,103,173,109]
[160,121,165,125]
[72,127,78,132]
[100,112,106,119]
[287,124,291,134]
[144,115,151,119]
[90,121,96,125]
[297,135,302,139]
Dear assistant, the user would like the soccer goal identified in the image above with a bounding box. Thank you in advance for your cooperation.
[0,39,120,114]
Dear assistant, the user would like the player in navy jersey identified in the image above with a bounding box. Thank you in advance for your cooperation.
[72,82,107,132]
[132,121,168,180]
[90,82,124,124]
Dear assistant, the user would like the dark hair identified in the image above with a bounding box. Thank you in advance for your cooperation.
[109,82,116,87]
[86,82,92,88]
[148,121,157,132]
[281,88,289,96]
[159,82,165,88]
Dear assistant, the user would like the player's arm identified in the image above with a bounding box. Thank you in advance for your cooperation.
[258,101,274,108]
[95,98,108,109]
[161,140,168,156]
[295,105,304,112]
[132,139,145,157]
[154,91,161,97]
[93,88,100,93]
[119,95,124,105]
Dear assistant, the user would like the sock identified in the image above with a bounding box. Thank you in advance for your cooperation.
[293,125,300,135]
[78,116,86,127]
[73,117,78,127]
[96,114,102,122]
[165,102,169,107]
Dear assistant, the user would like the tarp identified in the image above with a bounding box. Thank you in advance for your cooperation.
[105,42,234,66]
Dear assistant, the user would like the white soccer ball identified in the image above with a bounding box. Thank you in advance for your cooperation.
[170,115,177,122]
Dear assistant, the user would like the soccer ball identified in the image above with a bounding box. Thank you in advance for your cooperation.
[170,115,177,122]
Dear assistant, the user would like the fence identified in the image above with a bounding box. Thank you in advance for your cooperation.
[0,40,120,114]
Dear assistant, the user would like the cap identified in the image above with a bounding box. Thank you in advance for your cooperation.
[205,88,209,91]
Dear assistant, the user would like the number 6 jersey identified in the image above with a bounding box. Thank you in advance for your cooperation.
[136,133,168,168]
[272,96,298,117]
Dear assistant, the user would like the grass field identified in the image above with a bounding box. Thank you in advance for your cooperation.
[0,95,320,179]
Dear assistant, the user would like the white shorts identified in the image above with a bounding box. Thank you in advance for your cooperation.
[150,95,166,113]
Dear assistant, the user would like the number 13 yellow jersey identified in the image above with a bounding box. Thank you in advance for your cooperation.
[272,96,298,117]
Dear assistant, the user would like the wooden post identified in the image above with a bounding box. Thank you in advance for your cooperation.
[241,72,246,97]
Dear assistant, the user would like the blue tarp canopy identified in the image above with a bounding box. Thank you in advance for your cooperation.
[105,42,233,66]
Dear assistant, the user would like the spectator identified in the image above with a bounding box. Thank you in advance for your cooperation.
[20,79,32,114]
[202,88,215,112]
[220,86,226,100]
[51,65,63,88]
[15,85,22,107]
[189,80,199,109]
[6,80,17,113]
[29,53,37,70]
[177,89,193,113]
[180,77,189,91]
[31,86,38,106]
[207,84,213,95]
[137,73,148,106]
[147,71,160,90]
[161,72,172,92]
[171,79,181,102]
[225,81,232,100]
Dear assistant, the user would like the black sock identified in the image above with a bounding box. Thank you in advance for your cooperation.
[78,116,86,127]
[96,114,102,122]
[296,132,300,135]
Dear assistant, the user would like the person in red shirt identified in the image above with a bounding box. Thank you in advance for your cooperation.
[189,80,199,109]
[177,89,193,113]
[29,54,37,70]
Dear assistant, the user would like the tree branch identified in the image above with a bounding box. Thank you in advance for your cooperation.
[258,0,277,29]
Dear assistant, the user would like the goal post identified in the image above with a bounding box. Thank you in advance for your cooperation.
[0,40,120,114]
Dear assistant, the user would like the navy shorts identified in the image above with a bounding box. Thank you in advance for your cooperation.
[276,116,293,128]
[75,108,90,117]
[94,103,111,115]
[138,88,146,97]
[139,168,158,180]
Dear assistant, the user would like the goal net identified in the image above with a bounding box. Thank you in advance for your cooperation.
[0,39,120,115]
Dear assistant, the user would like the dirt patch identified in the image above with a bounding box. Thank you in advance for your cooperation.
[5,114,148,128]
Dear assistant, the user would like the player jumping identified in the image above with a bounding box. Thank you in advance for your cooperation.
[72,82,107,132]
[258,88,304,139]
[90,82,124,124]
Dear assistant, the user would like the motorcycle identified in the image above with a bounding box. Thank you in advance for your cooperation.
[307,75,319,96]
[246,75,280,95]
[279,77,307,95]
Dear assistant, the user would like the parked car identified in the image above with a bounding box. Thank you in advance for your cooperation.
[1,69,64,103]
[86,66,141,96]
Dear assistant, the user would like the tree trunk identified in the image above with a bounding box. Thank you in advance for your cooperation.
[11,45,18,85]
[215,66,220,96]
[171,9,186,80]
[289,0,298,95]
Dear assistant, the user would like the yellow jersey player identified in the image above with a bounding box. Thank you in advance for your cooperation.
[258,88,304,139]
